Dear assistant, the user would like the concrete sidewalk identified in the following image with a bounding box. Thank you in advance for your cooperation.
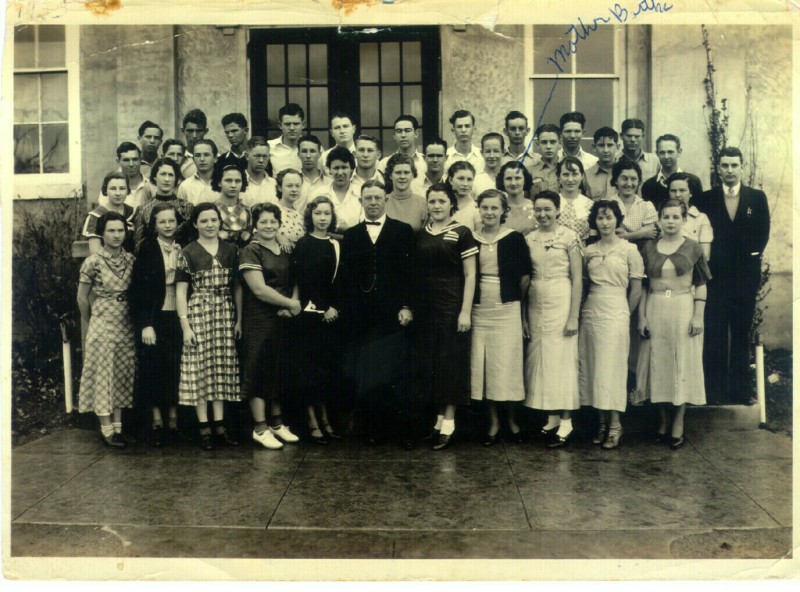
[9,413,792,561]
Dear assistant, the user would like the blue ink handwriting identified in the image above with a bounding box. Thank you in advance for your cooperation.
[546,1,673,73]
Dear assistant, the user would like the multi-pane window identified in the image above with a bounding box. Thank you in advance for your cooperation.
[14,25,70,175]
[358,41,424,152]
[527,25,620,148]
[250,27,439,152]
[264,42,329,140]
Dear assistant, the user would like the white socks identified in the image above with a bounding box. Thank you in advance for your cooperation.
[433,415,444,431]
[440,419,455,436]
[112,422,122,435]
[100,424,114,438]
[556,418,573,438]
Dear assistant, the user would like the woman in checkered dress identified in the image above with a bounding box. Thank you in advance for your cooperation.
[76,211,137,449]
[176,203,243,450]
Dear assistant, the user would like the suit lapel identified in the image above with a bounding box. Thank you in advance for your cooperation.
[733,186,750,223]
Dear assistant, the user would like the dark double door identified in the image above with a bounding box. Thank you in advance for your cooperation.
[249,26,441,152]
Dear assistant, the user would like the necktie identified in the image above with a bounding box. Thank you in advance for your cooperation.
[365,221,381,226]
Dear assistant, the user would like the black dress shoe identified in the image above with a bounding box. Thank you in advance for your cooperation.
[400,439,416,451]
[215,431,240,446]
[546,429,573,449]
[100,432,126,449]
[653,432,668,445]
[421,429,440,443]
[199,433,214,451]
[669,435,685,450]
[309,429,328,445]
[120,432,137,445]
[483,432,498,447]
[432,433,451,451]
[321,423,343,441]
[151,426,165,448]
[506,429,524,444]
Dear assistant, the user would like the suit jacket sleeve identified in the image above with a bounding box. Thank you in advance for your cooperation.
[750,188,770,255]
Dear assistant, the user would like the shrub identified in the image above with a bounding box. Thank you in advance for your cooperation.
[12,198,86,440]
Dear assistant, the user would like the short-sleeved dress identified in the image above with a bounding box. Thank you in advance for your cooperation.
[579,239,644,412]
[82,205,136,253]
[524,226,582,411]
[635,239,711,406]
[239,239,295,402]
[176,240,240,405]
[215,199,252,246]
[417,221,479,406]
[292,234,342,406]
[77,249,137,415]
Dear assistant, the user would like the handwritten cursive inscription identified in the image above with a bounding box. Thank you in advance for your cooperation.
[546,1,673,72]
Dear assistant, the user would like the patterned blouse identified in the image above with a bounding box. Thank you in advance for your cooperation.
[215,199,252,246]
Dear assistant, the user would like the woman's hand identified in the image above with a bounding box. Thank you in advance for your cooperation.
[522,316,530,340]
[288,299,302,317]
[142,326,157,346]
[563,316,578,337]
[689,315,704,337]
[234,320,242,340]
[457,311,471,333]
[277,234,294,254]
[182,327,197,347]
[277,309,292,318]
[638,317,651,339]
[323,307,339,322]
[640,224,658,240]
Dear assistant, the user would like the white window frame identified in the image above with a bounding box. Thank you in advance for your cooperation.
[523,25,626,138]
[13,25,82,199]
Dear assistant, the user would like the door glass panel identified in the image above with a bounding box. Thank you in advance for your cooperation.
[287,44,306,85]
[401,41,421,82]
[309,87,328,130]
[381,129,395,156]
[381,86,401,130]
[360,43,378,83]
[308,44,328,84]
[360,87,379,127]
[266,45,285,84]
[267,87,286,122]
[380,42,400,83]
[288,87,306,113]
[403,85,423,121]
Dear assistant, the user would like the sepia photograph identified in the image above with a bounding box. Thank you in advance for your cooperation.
[2,0,795,582]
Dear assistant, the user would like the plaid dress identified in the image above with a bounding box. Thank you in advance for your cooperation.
[77,249,137,415]
[176,240,241,405]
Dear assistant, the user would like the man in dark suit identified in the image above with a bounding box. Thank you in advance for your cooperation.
[341,179,418,448]
[641,134,703,211]
[696,147,770,405]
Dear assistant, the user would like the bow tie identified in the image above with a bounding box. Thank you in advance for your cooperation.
[365,220,382,226]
